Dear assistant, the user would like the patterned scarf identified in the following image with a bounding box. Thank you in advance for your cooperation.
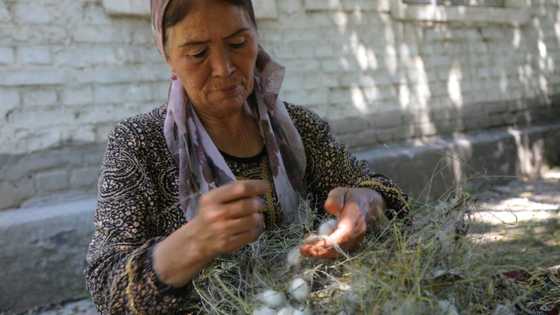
[151,0,307,223]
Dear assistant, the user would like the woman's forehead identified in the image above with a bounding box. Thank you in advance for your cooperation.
[171,1,252,42]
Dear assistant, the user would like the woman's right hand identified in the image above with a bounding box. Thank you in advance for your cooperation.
[190,179,269,256]
[153,180,269,288]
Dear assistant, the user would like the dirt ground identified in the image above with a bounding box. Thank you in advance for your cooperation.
[469,168,560,269]
[24,169,560,315]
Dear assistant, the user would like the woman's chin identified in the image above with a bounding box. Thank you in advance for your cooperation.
[210,95,247,113]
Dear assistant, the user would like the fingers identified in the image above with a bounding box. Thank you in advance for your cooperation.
[300,216,354,259]
[302,202,367,259]
[202,199,265,254]
[300,240,339,259]
[326,214,354,245]
[224,197,266,219]
[201,180,270,205]
[300,231,364,259]
[203,212,264,255]
[222,212,265,236]
[223,225,264,253]
[324,188,347,216]
[193,180,269,256]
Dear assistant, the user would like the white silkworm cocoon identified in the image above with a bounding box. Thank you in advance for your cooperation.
[288,278,310,302]
[293,305,313,315]
[438,300,459,315]
[256,289,287,308]
[318,219,337,236]
[287,247,302,267]
[253,306,276,315]
[342,289,359,314]
[277,305,295,315]
[343,288,358,304]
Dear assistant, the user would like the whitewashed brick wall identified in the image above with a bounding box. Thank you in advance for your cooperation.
[1,0,559,209]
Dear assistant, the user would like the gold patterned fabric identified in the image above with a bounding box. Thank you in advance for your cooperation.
[220,149,281,227]
[85,103,409,314]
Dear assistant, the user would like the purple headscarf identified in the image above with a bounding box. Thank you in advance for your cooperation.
[151,0,307,224]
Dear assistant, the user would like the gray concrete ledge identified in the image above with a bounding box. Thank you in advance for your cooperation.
[357,123,560,200]
[1,122,559,313]
[0,199,96,314]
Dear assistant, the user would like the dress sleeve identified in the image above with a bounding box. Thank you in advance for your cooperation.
[85,122,195,315]
[287,104,410,221]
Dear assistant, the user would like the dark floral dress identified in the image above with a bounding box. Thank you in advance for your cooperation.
[85,104,409,314]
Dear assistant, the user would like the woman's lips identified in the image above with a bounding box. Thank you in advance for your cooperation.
[221,85,237,92]
[216,85,242,97]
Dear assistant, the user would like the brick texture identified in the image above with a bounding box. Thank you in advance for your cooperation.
[0,0,560,209]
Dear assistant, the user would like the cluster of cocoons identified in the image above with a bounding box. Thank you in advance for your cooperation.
[254,278,311,315]
[253,219,339,315]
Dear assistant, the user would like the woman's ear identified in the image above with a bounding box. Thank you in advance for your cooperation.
[163,26,174,64]
[165,52,178,80]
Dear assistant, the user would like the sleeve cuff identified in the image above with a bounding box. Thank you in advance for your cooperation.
[355,176,410,221]
[126,237,193,301]
[145,240,193,297]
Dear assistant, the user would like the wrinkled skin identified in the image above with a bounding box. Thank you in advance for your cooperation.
[154,0,266,288]
[300,187,387,259]
[155,3,387,288]
[165,0,258,120]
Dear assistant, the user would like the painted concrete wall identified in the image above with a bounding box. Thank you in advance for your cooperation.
[1,0,559,210]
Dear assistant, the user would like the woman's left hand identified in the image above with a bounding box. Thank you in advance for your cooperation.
[300,187,386,259]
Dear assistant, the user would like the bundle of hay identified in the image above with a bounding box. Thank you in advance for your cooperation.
[189,195,558,315]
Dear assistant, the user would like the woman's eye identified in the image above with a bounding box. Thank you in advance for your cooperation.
[229,37,246,49]
[189,49,207,59]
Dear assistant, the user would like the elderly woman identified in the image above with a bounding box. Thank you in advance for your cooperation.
[86,0,409,313]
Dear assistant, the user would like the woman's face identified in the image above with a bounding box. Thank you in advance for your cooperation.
[165,0,258,118]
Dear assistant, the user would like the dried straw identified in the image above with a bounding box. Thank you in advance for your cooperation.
[189,193,558,315]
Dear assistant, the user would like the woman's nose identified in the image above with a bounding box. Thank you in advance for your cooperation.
[210,49,234,78]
